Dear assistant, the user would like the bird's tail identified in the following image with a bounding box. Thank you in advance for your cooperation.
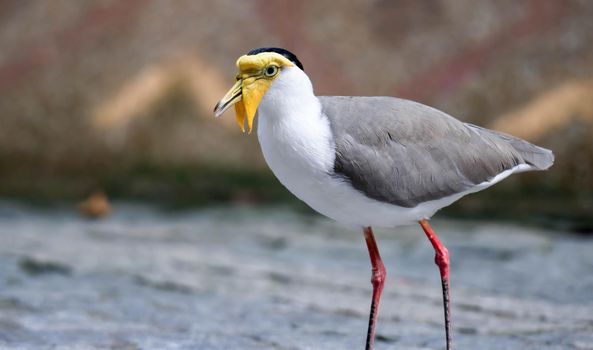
[466,123,555,171]
[507,138,554,171]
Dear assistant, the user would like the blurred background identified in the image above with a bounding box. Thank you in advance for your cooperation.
[0,0,592,230]
[2,1,593,349]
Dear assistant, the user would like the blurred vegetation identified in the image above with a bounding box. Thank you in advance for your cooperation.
[0,162,293,208]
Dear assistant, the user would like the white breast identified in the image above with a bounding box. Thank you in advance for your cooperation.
[256,68,336,206]
[255,68,518,228]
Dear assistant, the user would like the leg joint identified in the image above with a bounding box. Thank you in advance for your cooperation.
[434,246,450,268]
[371,264,387,286]
[434,246,450,280]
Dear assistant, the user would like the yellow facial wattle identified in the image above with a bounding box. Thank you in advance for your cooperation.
[213,52,294,133]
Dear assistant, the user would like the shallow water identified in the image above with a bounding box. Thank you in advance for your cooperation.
[0,201,592,349]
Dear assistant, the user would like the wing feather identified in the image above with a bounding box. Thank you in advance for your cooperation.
[319,96,553,208]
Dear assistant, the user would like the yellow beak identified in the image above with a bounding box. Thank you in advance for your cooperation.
[213,79,244,128]
[214,75,272,133]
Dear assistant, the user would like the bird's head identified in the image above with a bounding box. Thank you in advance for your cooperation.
[213,47,304,133]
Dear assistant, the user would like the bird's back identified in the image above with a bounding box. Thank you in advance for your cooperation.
[319,96,554,208]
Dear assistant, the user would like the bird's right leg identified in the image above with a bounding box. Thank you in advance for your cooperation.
[363,226,387,350]
[419,219,452,350]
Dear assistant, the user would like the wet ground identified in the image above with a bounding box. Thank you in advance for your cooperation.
[0,201,592,350]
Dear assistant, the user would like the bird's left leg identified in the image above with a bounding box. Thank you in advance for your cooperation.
[363,226,386,350]
[418,219,452,350]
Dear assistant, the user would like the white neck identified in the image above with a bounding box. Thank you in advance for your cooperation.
[256,67,335,185]
[257,67,319,126]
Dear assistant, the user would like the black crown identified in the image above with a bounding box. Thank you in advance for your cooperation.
[247,47,304,71]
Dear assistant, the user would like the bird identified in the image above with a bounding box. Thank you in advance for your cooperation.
[213,47,554,350]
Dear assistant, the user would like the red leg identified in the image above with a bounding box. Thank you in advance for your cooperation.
[419,219,452,350]
[363,226,387,350]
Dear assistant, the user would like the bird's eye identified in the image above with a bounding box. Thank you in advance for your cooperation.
[264,65,279,77]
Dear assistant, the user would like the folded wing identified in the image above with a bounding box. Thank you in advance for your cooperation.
[319,96,554,208]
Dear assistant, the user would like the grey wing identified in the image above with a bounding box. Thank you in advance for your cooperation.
[319,96,554,208]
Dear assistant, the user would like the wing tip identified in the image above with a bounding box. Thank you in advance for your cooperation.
[520,146,554,171]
